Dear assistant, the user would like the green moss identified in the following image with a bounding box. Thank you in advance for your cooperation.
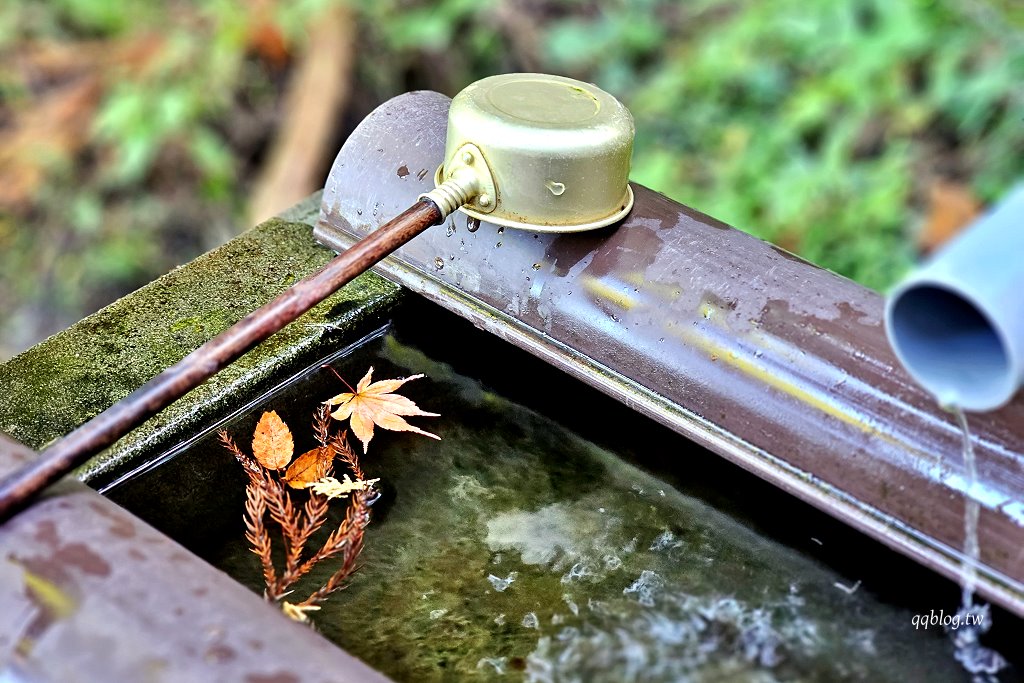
[0,194,402,483]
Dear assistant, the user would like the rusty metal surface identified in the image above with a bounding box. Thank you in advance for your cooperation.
[0,431,392,682]
[315,90,1024,616]
[0,200,439,522]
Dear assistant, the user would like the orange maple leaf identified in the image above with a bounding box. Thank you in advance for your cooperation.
[325,367,439,453]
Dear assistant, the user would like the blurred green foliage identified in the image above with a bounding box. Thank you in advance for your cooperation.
[0,0,341,355]
[1,0,1022,357]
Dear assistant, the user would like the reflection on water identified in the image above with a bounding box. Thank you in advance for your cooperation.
[108,332,981,682]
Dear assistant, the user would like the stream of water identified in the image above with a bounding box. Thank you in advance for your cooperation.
[949,407,1007,681]
[953,407,980,609]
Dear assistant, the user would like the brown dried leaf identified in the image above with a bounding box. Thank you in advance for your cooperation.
[284,446,334,489]
[251,410,293,470]
[325,367,439,453]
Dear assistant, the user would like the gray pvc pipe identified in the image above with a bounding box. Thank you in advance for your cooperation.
[886,185,1024,411]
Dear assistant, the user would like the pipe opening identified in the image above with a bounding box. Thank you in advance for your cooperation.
[888,284,1012,410]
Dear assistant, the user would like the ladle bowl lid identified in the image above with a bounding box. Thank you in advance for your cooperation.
[438,73,635,232]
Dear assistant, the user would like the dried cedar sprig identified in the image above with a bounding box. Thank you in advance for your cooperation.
[329,430,362,475]
[242,474,277,592]
[270,480,334,596]
[221,366,437,627]
[218,430,262,483]
[295,488,368,576]
[291,432,371,572]
[295,509,367,609]
[312,403,331,448]
[293,459,333,554]
[272,426,337,595]
[223,403,376,615]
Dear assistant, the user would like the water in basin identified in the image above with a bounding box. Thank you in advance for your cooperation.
[104,305,1016,682]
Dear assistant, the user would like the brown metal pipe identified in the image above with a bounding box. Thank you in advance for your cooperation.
[0,199,441,521]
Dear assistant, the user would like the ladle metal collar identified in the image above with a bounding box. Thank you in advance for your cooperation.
[420,73,635,232]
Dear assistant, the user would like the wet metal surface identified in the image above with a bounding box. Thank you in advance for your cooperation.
[0,432,391,682]
[315,91,1024,616]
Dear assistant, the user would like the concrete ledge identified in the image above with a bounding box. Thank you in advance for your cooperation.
[0,193,401,484]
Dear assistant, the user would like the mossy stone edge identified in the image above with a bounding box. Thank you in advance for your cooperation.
[0,192,403,484]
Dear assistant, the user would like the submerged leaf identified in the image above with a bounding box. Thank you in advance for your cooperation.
[251,410,293,470]
[309,474,380,499]
[284,446,334,489]
[325,367,440,452]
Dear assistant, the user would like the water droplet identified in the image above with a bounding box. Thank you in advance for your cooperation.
[467,216,480,232]
[496,241,502,248]
[446,219,456,237]
[497,226,505,234]
[488,572,517,592]
[356,209,362,215]
[546,180,566,196]
[532,263,542,270]
[433,257,444,270]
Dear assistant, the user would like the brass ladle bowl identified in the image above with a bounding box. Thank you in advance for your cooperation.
[422,73,635,233]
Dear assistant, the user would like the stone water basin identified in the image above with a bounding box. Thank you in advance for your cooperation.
[103,302,1018,682]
